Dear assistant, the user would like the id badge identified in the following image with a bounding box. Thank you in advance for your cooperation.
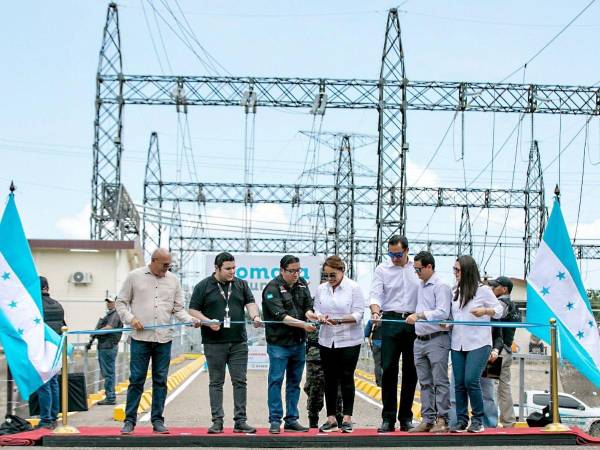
[223,317,231,328]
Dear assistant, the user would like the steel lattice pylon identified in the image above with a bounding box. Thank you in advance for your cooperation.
[143,132,162,262]
[458,207,473,256]
[333,136,355,277]
[376,8,408,262]
[524,140,546,276]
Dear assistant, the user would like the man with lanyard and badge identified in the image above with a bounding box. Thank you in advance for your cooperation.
[189,252,261,434]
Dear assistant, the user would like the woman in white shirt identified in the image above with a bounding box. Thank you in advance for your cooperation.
[450,255,503,434]
[310,255,365,433]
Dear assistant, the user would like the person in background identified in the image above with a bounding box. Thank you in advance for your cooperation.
[311,256,364,433]
[116,248,201,435]
[262,255,315,434]
[369,235,420,432]
[406,251,452,433]
[449,255,504,433]
[86,296,122,406]
[481,276,519,428]
[364,319,383,387]
[188,252,261,434]
[34,276,66,430]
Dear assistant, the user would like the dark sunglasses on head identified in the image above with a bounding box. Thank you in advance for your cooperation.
[388,251,405,259]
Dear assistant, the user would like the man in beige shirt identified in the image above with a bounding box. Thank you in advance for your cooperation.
[116,248,200,435]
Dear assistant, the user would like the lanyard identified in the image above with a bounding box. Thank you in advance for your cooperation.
[217,282,232,318]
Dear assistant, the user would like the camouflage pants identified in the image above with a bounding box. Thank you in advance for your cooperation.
[304,352,342,419]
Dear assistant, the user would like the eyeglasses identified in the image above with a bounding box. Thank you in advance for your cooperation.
[283,268,302,275]
[323,272,338,279]
[414,267,422,274]
[453,267,461,273]
[388,251,405,259]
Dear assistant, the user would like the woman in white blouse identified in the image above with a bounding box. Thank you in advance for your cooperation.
[310,255,365,433]
[450,255,503,434]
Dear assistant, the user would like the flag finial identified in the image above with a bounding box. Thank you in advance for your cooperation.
[9,181,15,193]
[554,184,560,201]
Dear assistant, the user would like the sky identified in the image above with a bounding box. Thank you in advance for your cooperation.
[2,0,600,289]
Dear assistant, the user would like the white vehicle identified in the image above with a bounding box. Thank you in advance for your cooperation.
[514,390,600,436]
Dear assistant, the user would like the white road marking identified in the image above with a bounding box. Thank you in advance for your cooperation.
[139,363,206,422]
[355,390,382,409]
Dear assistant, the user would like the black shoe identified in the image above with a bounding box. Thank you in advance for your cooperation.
[399,420,414,432]
[451,422,469,433]
[269,422,281,434]
[340,422,353,433]
[152,421,169,434]
[97,399,116,405]
[309,417,319,429]
[34,421,54,430]
[120,421,135,435]
[234,422,256,434]
[284,421,309,432]
[208,422,224,434]
[377,420,395,433]
[319,421,339,433]
[467,423,484,433]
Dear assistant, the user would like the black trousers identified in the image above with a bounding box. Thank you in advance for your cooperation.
[381,313,418,423]
[319,344,361,416]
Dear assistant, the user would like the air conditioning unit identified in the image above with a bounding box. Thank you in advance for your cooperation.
[70,271,93,285]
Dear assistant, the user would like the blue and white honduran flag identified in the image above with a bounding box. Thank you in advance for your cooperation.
[527,198,600,388]
[0,192,63,399]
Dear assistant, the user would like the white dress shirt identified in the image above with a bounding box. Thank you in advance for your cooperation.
[313,276,365,348]
[369,260,419,313]
[450,284,504,351]
[415,272,452,336]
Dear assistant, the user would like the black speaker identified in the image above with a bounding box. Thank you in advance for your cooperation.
[28,372,88,416]
[526,404,560,427]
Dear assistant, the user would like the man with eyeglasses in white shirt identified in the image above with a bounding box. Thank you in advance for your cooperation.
[369,236,420,432]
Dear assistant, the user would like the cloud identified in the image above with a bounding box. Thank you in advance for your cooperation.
[56,204,90,239]
[567,218,600,240]
[406,159,441,187]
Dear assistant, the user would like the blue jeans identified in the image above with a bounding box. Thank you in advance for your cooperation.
[481,377,498,427]
[267,343,306,425]
[98,347,118,402]
[125,339,171,425]
[451,345,490,427]
[37,374,59,424]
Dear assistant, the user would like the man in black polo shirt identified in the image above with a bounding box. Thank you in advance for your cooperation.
[189,252,261,434]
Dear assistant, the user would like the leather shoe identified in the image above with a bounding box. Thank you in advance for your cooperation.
[120,421,135,435]
[234,422,256,433]
[408,421,433,433]
[400,421,414,432]
[97,399,116,405]
[152,421,169,434]
[377,420,395,433]
[208,422,223,434]
[284,421,309,432]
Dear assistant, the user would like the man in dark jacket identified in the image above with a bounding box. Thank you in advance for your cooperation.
[482,276,519,428]
[34,276,66,429]
[262,255,316,434]
[87,296,123,405]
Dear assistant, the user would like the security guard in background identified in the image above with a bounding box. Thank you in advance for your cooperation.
[86,296,122,405]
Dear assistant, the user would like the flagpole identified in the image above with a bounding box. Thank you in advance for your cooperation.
[543,318,569,432]
[53,327,79,434]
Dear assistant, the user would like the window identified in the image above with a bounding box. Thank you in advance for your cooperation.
[532,394,550,407]
[558,395,583,410]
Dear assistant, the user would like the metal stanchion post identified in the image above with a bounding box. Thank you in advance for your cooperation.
[543,318,569,432]
[54,327,79,434]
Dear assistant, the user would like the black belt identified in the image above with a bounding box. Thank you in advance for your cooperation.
[382,311,413,319]
[416,331,449,341]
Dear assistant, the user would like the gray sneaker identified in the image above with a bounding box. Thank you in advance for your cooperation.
[120,421,135,435]
[284,421,309,432]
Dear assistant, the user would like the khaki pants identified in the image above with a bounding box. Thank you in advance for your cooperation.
[497,352,515,427]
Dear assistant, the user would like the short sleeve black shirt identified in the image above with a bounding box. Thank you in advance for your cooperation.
[189,275,255,344]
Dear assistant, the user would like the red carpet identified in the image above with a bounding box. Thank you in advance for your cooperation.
[0,426,598,447]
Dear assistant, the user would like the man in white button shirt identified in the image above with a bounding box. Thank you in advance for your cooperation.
[369,236,420,432]
[406,251,452,433]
